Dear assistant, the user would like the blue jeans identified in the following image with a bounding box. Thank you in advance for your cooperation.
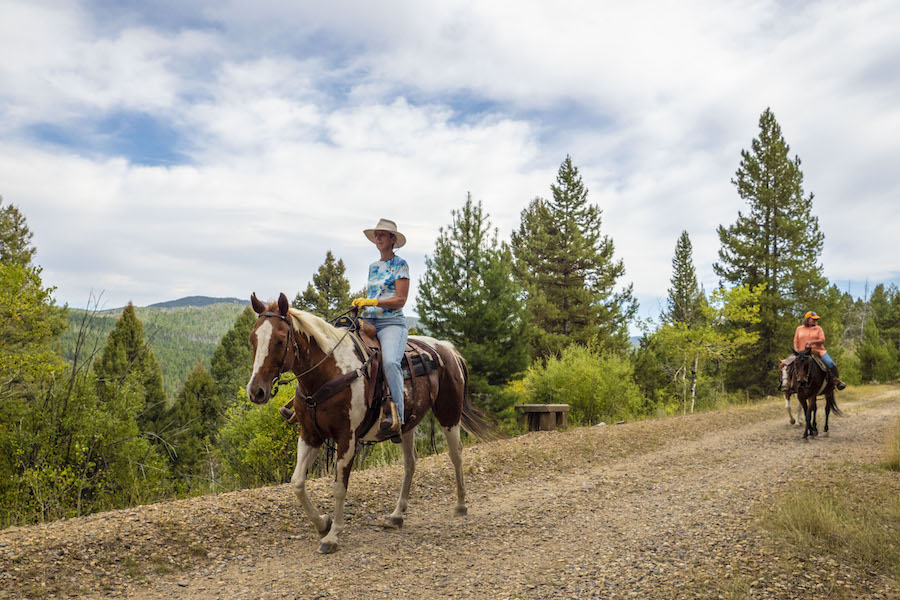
[363,316,408,424]
[821,352,835,369]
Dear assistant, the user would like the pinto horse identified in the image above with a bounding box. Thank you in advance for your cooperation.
[790,349,843,440]
[779,357,804,426]
[245,293,493,554]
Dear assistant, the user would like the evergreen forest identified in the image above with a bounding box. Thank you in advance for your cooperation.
[2,108,899,529]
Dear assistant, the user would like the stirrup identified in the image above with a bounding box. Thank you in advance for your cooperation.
[379,402,402,435]
[834,378,846,391]
[279,399,299,424]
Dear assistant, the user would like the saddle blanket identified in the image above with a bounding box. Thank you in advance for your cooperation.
[401,344,440,380]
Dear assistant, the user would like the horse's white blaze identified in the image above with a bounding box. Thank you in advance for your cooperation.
[247,319,273,395]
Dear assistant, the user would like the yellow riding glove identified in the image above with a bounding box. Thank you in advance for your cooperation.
[352,298,378,308]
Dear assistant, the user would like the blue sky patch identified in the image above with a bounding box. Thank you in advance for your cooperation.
[29,111,186,166]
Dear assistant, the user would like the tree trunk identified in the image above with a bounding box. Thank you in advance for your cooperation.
[690,356,698,413]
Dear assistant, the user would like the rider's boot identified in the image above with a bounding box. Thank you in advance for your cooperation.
[279,398,297,422]
[379,401,402,435]
[829,365,847,390]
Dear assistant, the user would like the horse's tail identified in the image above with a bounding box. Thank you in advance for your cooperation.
[829,393,844,417]
[455,354,501,441]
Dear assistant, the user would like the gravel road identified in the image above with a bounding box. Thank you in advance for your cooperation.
[2,387,899,599]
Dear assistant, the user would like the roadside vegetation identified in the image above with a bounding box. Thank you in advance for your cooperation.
[762,425,900,584]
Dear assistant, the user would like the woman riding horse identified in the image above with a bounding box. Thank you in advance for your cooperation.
[793,310,845,391]
[350,218,410,435]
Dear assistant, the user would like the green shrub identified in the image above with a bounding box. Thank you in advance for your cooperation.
[512,345,645,425]
[218,387,301,488]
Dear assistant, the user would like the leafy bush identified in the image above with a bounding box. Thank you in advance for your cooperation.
[0,371,171,527]
[218,387,301,489]
[511,345,645,425]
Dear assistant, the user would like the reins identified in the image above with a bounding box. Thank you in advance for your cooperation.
[265,307,360,396]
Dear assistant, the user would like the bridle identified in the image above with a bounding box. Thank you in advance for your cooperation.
[256,309,359,397]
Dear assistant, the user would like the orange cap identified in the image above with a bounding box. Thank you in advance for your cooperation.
[803,311,820,320]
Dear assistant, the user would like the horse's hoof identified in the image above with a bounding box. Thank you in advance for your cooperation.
[386,516,403,528]
[317,516,333,537]
[789,418,795,425]
[317,541,338,554]
[455,506,468,517]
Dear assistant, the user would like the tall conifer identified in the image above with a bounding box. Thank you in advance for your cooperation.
[417,194,529,395]
[714,108,828,390]
[210,306,257,406]
[93,303,167,433]
[0,197,36,266]
[168,362,222,488]
[512,156,635,357]
[664,231,704,326]
[292,251,351,320]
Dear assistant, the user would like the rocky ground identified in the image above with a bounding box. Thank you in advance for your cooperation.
[2,387,899,600]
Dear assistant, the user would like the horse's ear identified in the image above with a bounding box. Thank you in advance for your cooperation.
[278,293,290,317]
[251,293,266,315]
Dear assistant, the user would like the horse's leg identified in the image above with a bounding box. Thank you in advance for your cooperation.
[784,392,795,425]
[800,396,811,439]
[810,396,819,437]
[387,429,417,528]
[290,438,331,536]
[318,437,356,554]
[444,424,467,516]
[824,391,833,434]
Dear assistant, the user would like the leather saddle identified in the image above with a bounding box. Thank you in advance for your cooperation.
[781,351,827,392]
[282,315,444,442]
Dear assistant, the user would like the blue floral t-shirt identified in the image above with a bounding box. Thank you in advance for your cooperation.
[361,255,410,319]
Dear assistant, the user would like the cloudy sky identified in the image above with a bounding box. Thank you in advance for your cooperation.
[2,0,898,326]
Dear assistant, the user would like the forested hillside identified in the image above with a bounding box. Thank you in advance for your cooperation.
[58,301,248,397]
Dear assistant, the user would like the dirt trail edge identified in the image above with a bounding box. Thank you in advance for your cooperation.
[2,388,899,600]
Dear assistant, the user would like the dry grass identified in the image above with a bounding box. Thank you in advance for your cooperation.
[885,417,900,471]
[764,474,900,582]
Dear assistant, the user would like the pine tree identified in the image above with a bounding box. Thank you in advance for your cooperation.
[0,214,168,525]
[512,156,636,358]
[868,284,900,353]
[93,302,168,434]
[210,306,257,406]
[664,231,704,326]
[857,315,899,382]
[0,197,36,266]
[168,362,222,488]
[417,194,529,400]
[292,250,352,321]
[714,108,828,391]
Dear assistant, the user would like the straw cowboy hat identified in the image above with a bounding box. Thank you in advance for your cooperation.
[364,218,406,249]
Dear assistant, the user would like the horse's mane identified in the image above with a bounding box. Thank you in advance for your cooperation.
[286,307,346,351]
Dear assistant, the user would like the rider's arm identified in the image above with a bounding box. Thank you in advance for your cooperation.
[374,277,409,310]
[793,327,801,352]
[808,327,826,346]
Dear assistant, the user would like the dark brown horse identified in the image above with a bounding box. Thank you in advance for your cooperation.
[245,293,493,554]
[790,349,843,440]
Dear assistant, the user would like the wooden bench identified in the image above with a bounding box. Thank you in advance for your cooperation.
[514,404,570,431]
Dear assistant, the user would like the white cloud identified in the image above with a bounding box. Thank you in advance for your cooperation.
[1,0,898,320]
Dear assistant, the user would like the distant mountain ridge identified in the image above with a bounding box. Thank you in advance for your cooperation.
[60,300,249,397]
[147,296,249,309]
